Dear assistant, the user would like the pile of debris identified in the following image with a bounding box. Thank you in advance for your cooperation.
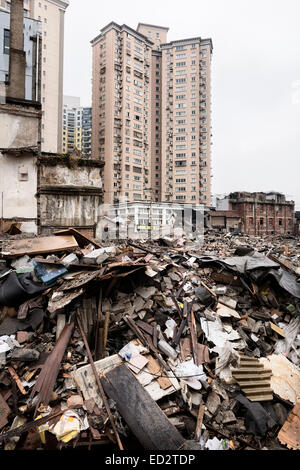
[0,229,300,451]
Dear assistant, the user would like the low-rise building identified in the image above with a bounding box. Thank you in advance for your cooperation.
[216,192,295,236]
[97,202,204,240]
[206,210,241,233]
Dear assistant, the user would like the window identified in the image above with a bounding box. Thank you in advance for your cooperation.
[3,29,10,54]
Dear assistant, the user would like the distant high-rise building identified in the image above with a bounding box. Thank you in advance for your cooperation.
[91,21,212,205]
[1,0,69,153]
[62,96,92,157]
[82,106,92,158]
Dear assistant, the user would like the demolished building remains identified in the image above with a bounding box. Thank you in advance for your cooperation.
[1,0,300,454]
[0,227,299,451]
[0,0,104,237]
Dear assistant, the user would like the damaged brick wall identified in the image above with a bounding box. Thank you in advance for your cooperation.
[226,193,295,236]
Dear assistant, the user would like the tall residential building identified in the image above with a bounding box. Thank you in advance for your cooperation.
[62,95,92,157]
[82,106,92,158]
[1,0,69,153]
[91,22,213,205]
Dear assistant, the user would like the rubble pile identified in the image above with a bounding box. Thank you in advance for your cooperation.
[0,229,299,451]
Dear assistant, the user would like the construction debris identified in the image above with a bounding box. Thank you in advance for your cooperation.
[278,402,300,450]
[0,229,299,450]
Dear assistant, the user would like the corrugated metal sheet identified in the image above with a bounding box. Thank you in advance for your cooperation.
[232,355,273,402]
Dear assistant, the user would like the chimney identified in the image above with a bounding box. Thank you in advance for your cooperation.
[7,0,26,100]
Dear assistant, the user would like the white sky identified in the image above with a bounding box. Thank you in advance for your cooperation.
[64,0,300,209]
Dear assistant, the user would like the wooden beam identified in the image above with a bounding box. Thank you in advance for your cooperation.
[101,364,185,450]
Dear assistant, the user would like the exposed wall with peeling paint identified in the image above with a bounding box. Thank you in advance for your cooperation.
[0,104,40,234]
[39,193,102,231]
[39,163,103,188]
[0,109,39,149]
[38,159,104,235]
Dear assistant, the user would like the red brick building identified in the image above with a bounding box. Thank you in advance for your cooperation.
[216,192,295,236]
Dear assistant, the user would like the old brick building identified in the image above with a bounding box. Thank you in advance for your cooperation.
[216,192,295,236]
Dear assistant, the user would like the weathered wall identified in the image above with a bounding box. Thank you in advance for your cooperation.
[39,193,102,231]
[39,162,103,188]
[0,107,40,149]
[0,103,40,234]
[0,152,37,233]
[38,158,104,235]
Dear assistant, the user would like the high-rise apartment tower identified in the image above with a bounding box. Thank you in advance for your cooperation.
[91,22,212,205]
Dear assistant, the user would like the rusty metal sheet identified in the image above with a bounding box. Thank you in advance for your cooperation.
[210,271,241,286]
[180,339,209,365]
[197,344,210,365]
[30,322,74,411]
[232,355,273,402]
[1,236,78,258]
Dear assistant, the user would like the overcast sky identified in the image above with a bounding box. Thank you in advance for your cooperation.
[64,0,300,209]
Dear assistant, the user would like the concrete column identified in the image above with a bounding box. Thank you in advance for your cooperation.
[7,0,26,100]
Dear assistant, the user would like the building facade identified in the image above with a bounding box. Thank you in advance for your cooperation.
[1,0,69,153]
[82,106,92,158]
[0,1,104,237]
[216,192,295,236]
[91,22,213,206]
[0,0,41,234]
[62,95,92,158]
[0,9,41,101]
[97,201,204,240]
[295,212,300,236]
[206,210,241,233]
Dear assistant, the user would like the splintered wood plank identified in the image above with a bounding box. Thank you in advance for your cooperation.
[1,236,78,258]
[101,364,185,450]
[143,355,172,390]
[0,393,11,430]
[157,376,173,390]
[278,402,300,450]
[54,228,101,249]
